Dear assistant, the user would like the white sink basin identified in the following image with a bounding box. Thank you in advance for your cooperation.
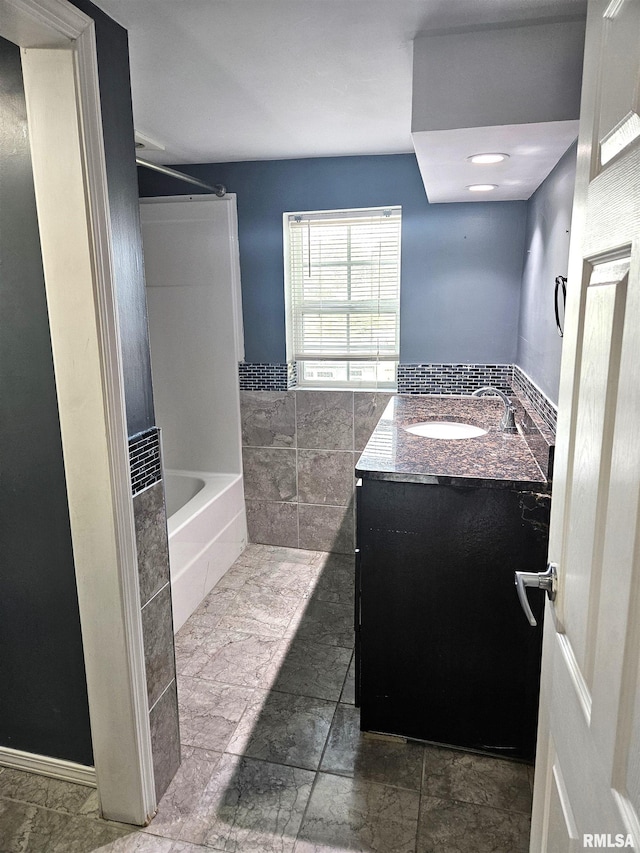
[405,421,488,440]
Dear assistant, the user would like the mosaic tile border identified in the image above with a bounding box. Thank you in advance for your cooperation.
[129,427,162,496]
[239,362,289,391]
[241,362,514,395]
[237,360,558,439]
[397,363,513,396]
[511,366,558,434]
[287,361,298,390]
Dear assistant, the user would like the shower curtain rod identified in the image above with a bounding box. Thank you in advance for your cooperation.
[136,157,226,196]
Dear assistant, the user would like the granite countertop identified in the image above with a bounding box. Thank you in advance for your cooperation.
[355,395,549,490]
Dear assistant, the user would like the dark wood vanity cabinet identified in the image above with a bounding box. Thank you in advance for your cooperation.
[355,476,550,761]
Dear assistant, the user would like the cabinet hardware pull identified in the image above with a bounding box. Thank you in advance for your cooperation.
[514,563,557,626]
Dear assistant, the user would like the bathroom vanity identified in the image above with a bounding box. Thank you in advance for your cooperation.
[355,395,552,761]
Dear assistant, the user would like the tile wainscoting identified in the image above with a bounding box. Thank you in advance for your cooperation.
[511,365,557,434]
[129,429,181,801]
[238,362,557,434]
[240,366,558,553]
[240,391,392,554]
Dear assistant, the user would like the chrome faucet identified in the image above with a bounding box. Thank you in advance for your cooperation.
[472,386,518,433]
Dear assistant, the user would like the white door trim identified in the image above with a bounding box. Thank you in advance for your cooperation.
[0,0,156,825]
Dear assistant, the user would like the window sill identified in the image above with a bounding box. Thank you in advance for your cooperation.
[293,384,398,393]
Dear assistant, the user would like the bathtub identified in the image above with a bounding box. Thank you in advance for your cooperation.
[165,470,247,633]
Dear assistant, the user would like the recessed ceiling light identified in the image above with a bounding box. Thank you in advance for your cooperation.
[468,153,509,164]
[467,184,498,192]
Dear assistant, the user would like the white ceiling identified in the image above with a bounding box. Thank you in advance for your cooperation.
[96,0,587,169]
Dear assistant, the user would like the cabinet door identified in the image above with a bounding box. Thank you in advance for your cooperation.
[358,478,548,760]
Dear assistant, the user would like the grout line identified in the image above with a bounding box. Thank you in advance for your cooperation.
[352,389,355,453]
[147,677,176,715]
[290,700,343,841]
[415,746,427,853]
[337,648,355,705]
[140,580,170,612]
[209,750,320,779]
[296,501,353,509]
[294,390,300,549]
[425,793,534,818]
[0,793,101,821]
[315,702,340,776]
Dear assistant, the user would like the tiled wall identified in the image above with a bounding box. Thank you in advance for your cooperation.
[129,429,180,801]
[240,390,391,554]
[511,365,558,433]
[239,362,557,434]
[239,363,559,554]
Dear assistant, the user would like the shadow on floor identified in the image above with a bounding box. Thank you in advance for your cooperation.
[164,497,532,852]
[0,505,533,851]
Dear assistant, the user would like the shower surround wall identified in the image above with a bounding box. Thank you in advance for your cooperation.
[141,195,247,630]
[241,390,391,552]
[141,196,244,479]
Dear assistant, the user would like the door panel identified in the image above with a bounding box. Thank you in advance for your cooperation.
[561,269,625,682]
[532,1,640,848]
[547,754,580,853]
[597,1,640,166]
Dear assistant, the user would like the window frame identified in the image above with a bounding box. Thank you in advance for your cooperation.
[283,205,401,390]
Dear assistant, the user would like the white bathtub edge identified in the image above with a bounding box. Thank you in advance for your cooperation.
[170,506,247,634]
[166,470,242,538]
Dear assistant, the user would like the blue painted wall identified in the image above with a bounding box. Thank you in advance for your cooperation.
[0,34,92,766]
[76,0,155,436]
[517,142,577,404]
[139,154,528,365]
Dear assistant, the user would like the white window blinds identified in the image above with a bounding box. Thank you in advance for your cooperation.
[285,206,401,363]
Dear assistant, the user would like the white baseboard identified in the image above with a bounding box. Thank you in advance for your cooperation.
[0,746,96,787]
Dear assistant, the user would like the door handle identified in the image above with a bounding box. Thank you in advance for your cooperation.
[514,563,557,626]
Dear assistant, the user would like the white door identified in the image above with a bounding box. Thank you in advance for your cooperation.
[530,1,640,850]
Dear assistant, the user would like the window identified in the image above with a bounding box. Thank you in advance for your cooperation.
[284,206,401,388]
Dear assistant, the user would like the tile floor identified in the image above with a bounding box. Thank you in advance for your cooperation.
[0,545,533,852]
